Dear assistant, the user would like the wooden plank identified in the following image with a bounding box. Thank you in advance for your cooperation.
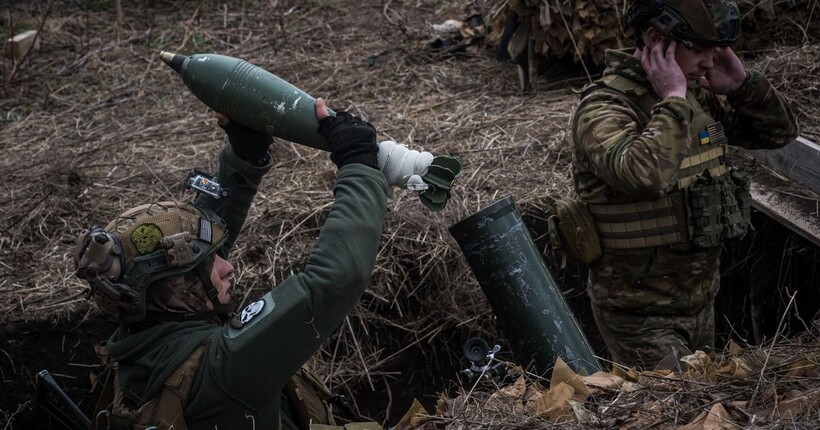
[750,137,820,196]
[750,182,820,248]
[4,30,39,62]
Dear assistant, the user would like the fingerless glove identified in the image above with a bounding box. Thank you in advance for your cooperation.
[317,112,379,169]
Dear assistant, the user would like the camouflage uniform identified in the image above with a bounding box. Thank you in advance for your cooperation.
[571,49,797,368]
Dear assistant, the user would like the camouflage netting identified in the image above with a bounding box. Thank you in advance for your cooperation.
[489,0,630,66]
[489,0,820,65]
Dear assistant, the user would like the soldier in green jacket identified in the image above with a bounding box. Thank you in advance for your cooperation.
[74,98,388,429]
[570,0,798,368]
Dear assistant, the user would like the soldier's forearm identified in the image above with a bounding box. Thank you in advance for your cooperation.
[194,144,273,255]
[725,70,799,149]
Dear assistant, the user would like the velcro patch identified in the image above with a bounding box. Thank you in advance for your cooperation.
[131,224,162,254]
[706,122,726,146]
[199,218,212,243]
[240,300,265,324]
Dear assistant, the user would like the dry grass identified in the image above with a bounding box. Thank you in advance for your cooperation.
[1,0,818,427]
[426,322,820,429]
[0,0,576,420]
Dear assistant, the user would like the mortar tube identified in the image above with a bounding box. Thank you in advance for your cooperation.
[449,196,601,375]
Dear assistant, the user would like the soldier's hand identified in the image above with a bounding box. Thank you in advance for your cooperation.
[697,47,747,95]
[215,113,273,166]
[641,39,687,99]
[315,98,378,170]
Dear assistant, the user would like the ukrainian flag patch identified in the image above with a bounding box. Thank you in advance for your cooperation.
[698,131,710,145]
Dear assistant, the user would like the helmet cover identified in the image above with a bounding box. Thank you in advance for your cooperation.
[628,0,740,47]
[75,202,227,323]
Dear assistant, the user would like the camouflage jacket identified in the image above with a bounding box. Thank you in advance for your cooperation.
[571,49,797,314]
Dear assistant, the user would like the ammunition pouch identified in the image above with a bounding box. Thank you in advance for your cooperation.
[585,168,751,251]
[283,366,336,428]
[285,366,385,429]
[548,197,602,265]
[93,344,206,430]
[689,168,750,248]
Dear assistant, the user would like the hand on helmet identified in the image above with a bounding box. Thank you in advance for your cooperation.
[697,47,747,95]
[641,39,687,99]
[315,98,379,169]
[215,113,273,166]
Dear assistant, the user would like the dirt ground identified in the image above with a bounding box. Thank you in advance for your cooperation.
[1,0,819,428]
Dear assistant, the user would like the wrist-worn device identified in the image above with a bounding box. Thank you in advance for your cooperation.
[185,169,228,200]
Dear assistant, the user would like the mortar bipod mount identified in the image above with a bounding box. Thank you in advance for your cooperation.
[460,337,506,382]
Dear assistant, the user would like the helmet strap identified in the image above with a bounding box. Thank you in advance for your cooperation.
[195,262,222,307]
[142,261,234,323]
[196,261,234,322]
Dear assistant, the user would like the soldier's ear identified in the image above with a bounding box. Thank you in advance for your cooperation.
[643,27,664,48]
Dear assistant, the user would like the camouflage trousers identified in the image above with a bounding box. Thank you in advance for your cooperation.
[591,302,715,370]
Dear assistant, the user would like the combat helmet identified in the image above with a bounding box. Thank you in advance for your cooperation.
[628,0,740,48]
[74,202,229,324]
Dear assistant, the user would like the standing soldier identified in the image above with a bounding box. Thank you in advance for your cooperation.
[569,0,798,368]
[74,99,387,429]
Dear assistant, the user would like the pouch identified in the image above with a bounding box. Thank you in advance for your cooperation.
[548,197,602,265]
[688,170,724,248]
[726,168,751,239]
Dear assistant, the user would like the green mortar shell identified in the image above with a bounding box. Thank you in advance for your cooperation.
[162,52,332,151]
[449,197,601,375]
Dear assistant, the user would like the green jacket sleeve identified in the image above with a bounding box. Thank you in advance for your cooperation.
[696,70,798,150]
[194,144,273,255]
[186,164,388,424]
[572,91,694,200]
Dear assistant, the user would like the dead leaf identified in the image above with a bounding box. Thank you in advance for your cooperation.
[681,350,718,382]
[728,340,743,356]
[569,399,598,425]
[774,389,814,419]
[394,399,430,430]
[785,359,820,377]
[612,364,639,382]
[550,356,589,401]
[488,375,528,414]
[702,403,739,429]
[718,358,750,378]
[581,371,624,392]
[679,410,709,430]
[680,403,739,430]
[528,382,575,422]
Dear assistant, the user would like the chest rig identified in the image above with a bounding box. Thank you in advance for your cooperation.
[581,75,751,250]
[91,345,206,430]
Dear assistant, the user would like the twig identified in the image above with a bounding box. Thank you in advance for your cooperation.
[5,0,55,86]
[174,0,204,52]
[554,0,592,84]
[346,316,374,390]
[750,290,798,406]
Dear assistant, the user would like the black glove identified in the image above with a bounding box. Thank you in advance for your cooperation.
[219,121,273,166]
[317,112,379,169]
